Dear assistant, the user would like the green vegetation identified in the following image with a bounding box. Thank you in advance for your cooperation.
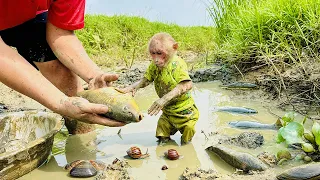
[76,15,216,67]
[207,0,320,65]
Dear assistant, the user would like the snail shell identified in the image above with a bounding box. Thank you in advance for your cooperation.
[127,146,142,159]
[165,149,179,160]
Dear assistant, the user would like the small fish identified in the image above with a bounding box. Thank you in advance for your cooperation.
[77,87,143,123]
[215,106,258,114]
[220,82,258,89]
[228,119,282,130]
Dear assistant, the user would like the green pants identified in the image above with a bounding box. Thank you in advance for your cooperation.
[156,104,199,143]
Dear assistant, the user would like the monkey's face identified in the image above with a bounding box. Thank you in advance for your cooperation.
[150,50,168,68]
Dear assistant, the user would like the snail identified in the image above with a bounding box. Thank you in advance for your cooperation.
[161,165,168,170]
[126,146,150,159]
[164,149,180,160]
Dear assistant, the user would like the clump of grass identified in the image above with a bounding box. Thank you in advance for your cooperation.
[207,0,320,65]
[76,15,216,67]
[207,0,320,117]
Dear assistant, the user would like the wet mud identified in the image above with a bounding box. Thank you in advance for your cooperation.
[0,61,316,180]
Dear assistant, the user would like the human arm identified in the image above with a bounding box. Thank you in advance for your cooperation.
[46,22,117,89]
[148,80,193,115]
[0,37,124,127]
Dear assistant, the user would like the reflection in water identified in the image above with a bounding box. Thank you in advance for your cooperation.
[85,0,212,26]
[21,82,291,180]
[65,131,98,163]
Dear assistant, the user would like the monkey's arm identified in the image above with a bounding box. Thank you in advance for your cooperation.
[163,80,192,102]
[148,80,192,115]
[129,77,152,91]
[117,77,152,95]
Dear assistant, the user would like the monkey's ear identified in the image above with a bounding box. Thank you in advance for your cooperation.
[173,43,179,50]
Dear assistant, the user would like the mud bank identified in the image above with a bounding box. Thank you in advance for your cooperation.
[114,63,233,87]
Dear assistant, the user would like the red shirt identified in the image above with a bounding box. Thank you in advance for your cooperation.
[0,0,85,31]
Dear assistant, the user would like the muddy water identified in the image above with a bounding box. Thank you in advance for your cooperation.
[20,81,293,180]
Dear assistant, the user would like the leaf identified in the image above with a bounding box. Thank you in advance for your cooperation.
[282,112,297,123]
[280,122,304,145]
[276,127,285,143]
[312,121,320,146]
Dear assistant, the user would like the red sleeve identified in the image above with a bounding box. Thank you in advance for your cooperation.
[48,0,85,30]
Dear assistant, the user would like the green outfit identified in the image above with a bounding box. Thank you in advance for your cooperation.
[144,55,199,143]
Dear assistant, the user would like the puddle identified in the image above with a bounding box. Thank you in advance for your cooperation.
[20,81,295,180]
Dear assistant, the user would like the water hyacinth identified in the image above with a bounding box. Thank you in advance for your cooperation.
[312,121,320,147]
[301,143,315,153]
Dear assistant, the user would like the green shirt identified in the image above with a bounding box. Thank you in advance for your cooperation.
[144,55,195,114]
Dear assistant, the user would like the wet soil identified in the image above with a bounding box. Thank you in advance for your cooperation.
[0,56,318,180]
[219,132,264,149]
[94,159,132,180]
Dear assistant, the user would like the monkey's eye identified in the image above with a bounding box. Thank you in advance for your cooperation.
[151,51,162,55]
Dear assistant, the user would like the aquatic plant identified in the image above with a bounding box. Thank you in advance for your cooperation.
[276,112,320,155]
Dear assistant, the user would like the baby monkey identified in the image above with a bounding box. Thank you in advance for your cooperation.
[119,32,199,144]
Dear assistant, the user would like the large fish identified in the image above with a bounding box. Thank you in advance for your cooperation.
[206,144,268,172]
[77,87,143,123]
[277,163,320,180]
[214,106,258,114]
[228,119,282,130]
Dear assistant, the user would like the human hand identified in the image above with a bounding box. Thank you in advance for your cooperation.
[88,73,119,90]
[148,98,169,116]
[59,97,125,127]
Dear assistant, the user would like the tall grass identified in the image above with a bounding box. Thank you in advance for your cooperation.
[76,15,216,67]
[207,0,320,65]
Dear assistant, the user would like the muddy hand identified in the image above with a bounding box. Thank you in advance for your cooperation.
[88,73,119,90]
[148,98,168,116]
[60,97,125,127]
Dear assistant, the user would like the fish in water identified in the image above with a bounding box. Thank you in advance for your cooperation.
[228,119,282,130]
[77,87,143,123]
[214,106,258,114]
[220,82,258,89]
[206,144,268,172]
[277,163,320,180]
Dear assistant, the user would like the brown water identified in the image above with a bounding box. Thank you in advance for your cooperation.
[20,81,302,180]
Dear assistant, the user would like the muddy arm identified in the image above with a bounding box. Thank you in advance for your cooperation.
[0,37,124,127]
[162,80,192,104]
[148,80,192,115]
[119,77,152,95]
[46,22,118,85]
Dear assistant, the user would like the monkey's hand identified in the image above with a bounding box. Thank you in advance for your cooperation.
[115,87,137,97]
[148,98,169,116]
[88,73,119,89]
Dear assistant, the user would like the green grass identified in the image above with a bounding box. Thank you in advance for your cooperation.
[207,0,320,66]
[76,15,216,67]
